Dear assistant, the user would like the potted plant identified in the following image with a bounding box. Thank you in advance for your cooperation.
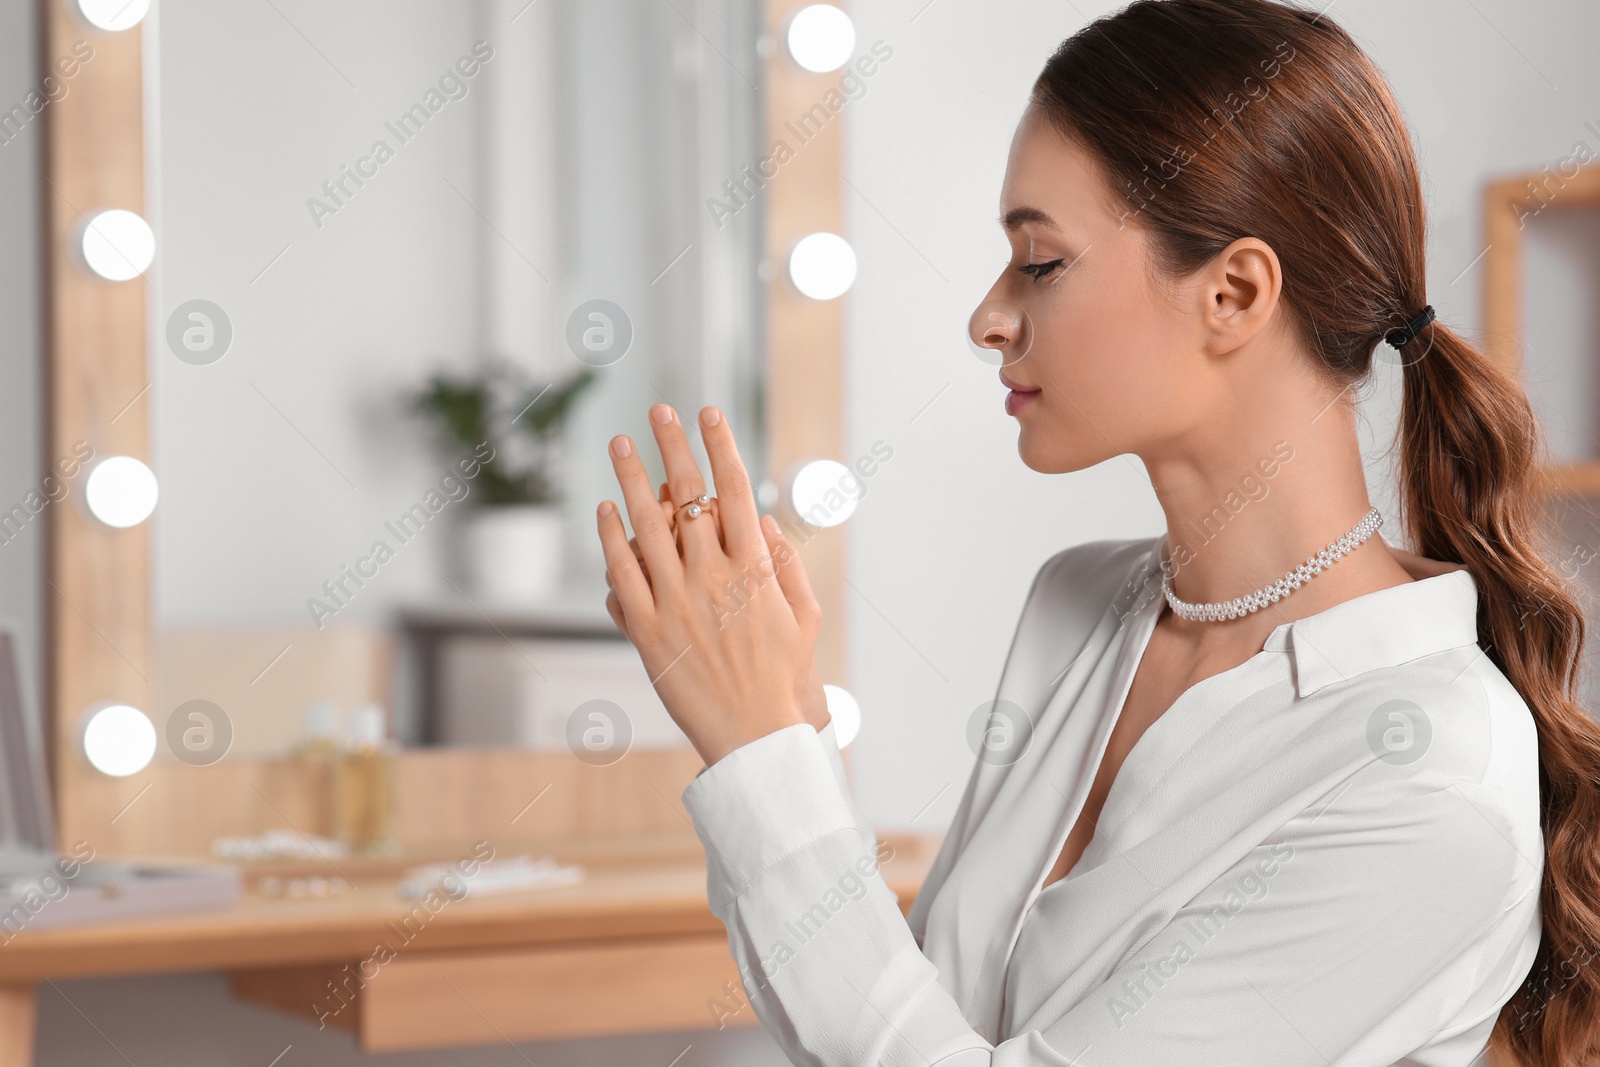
[409,362,598,601]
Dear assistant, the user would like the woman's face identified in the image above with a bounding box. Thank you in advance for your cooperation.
[971,104,1210,474]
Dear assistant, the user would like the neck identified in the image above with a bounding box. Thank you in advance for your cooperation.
[1141,384,1413,632]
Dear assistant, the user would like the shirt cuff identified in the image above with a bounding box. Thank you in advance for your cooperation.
[815,717,876,850]
[681,722,861,910]
[817,716,850,790]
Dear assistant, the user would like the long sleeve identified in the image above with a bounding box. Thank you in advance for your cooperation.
[814,717,877,857]
[684,722,976,1061]
[681,722,1539,1066]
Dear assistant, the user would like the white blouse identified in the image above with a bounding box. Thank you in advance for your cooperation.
[682,534,1544,1066]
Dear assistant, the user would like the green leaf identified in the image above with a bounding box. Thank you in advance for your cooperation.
[407,362,598,506]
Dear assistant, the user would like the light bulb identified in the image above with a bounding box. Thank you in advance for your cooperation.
[823,684,860,748]
[84,456,159,528]
[788,232,856,300]
[786,5,855,74]
[788,458,859,528]
[81,209,155,281]
[83,704,157,777]
[76,0,150,31]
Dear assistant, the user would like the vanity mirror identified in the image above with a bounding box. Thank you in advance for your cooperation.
[45,0,851,856]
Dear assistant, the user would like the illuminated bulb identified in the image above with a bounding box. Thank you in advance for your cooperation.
[787,233,856,300]
[81,209,155,281]
[84,456,159,528]
[83,704,157,777]
[786,5,855,73]
[788,458,858,527]
[823,684,860,748]
[76,0,150,31]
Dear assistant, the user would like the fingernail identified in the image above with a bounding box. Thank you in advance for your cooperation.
[650,404,674,425]
[598,500,615,517]
[762,515,778,536]
[612,436,633,458]
[702,406,722,427]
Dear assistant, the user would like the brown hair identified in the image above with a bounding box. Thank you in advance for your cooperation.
[1032,2,1600,1063]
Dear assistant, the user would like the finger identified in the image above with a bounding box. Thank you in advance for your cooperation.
[647,405,720,564]
[607,432,683,600]
[608,546,652,589]
[599,499,655,620]
[605,588,630,640]
[699,406,763,560]
[625,485,695,579]
[656,485,677,549]
[700,496,726,552]
[761,513,821,637]
[627,535,653,582]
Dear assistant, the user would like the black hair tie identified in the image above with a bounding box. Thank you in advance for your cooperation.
[1385,305,1436,349]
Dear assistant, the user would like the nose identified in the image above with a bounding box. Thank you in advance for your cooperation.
[967,296,1032,367]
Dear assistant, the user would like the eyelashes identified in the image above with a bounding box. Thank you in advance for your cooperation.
[1017,257,1066,284]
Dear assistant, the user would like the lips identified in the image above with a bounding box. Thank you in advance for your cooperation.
[1001,373,1042,417]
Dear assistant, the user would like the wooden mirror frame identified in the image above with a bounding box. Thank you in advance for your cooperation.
[42,0,848,855]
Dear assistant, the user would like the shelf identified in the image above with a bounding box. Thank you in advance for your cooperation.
[1483,165,1600,500]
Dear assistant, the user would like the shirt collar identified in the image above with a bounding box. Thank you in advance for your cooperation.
[1144,534,1482,698]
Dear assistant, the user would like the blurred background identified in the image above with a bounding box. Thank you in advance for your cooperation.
[2,0,1600,1063]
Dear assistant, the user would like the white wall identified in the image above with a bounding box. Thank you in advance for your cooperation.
[838,0,1600,832]
[150,0,503,629]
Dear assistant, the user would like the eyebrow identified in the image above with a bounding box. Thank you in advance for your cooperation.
[1001,206,1061,232]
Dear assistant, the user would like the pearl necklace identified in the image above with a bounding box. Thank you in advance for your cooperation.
[1160,507,1384,623]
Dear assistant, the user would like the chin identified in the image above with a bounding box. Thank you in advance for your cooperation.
[1016,427,1107,475]
[1016,434,1077,475]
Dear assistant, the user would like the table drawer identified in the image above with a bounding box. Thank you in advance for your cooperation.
[232,933,757,1051]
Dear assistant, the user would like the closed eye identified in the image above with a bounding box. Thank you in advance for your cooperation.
[1018,258,1065,283]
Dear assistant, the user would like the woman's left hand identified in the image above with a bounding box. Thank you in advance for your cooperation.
[596,403,820,767]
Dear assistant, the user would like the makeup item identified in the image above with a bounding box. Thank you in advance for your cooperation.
[297,700,340,756]
[336,703,398,856]
[396,855,585,902]
[212,829,347,862]
[295,701,341,837]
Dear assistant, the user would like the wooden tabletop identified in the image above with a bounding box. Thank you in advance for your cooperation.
[0,831,943,982]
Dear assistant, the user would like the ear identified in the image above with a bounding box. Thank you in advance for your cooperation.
[1198,237,1282,354]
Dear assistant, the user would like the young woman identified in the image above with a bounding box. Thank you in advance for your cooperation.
[596,1,1600,1062]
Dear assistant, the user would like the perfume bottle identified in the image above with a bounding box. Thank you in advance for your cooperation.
[297,700,341,757]
[297,701,342,837]
[336,703,397,856]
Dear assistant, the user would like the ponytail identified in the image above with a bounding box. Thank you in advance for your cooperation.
[1402,321,1600,1065]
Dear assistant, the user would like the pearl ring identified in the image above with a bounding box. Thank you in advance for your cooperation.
[674,492,711,519]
